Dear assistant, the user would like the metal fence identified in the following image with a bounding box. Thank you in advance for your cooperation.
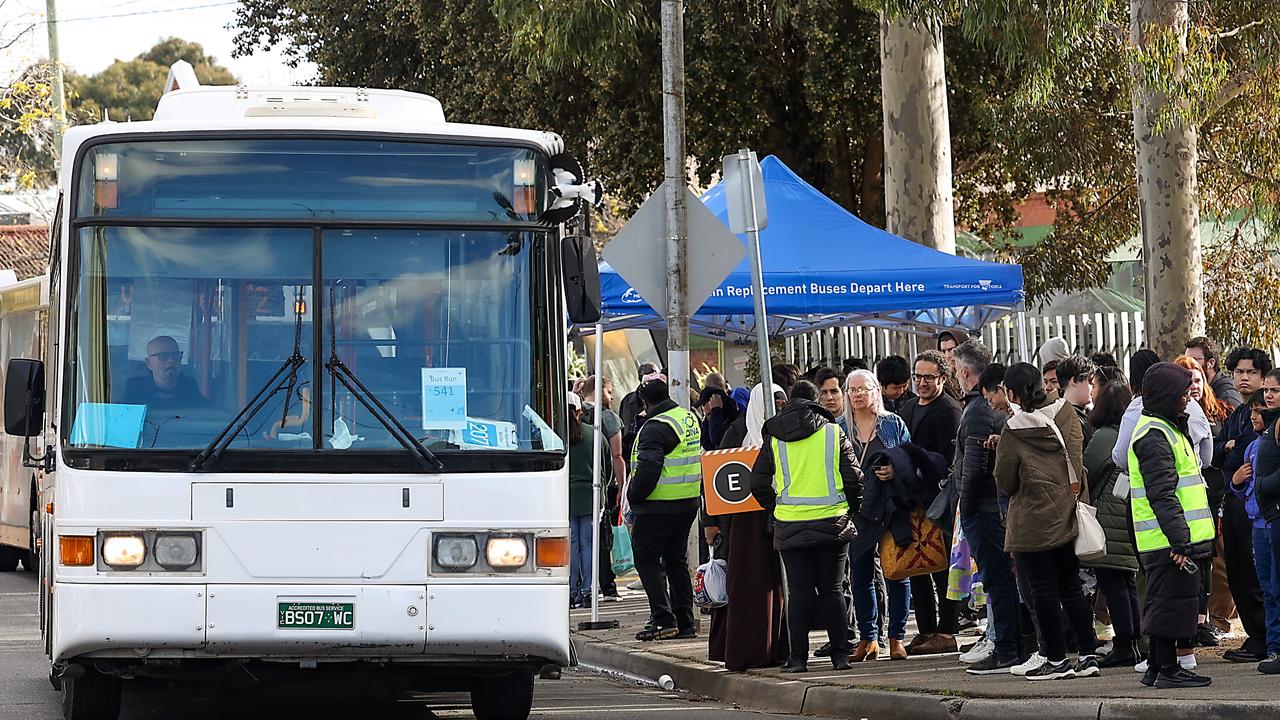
[783,311,1152,370]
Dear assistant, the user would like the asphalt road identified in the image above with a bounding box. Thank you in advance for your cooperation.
[0,570,828,720]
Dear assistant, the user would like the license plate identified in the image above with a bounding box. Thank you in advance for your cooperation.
[277,601,355,630]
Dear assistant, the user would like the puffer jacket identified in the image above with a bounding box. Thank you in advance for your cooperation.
[955,389,1001,516]
[1082,424,1137,571]
[994,398,1087,553]
[750,398,863,551]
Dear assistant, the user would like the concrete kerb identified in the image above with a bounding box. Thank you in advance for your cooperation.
[1099,700,1280,720]
[575,636,1280,720]
[575,637,959,718]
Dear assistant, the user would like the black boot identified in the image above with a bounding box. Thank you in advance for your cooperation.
[1098,637,1140,669]
[780,658,808,673]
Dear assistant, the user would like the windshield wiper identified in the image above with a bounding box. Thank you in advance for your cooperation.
[191,286,307,472]
[323,289,443,472]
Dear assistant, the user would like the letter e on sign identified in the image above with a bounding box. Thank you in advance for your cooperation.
[702,447,764,516]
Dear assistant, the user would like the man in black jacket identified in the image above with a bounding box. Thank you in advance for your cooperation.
[951,340,1021,674]
[626,375,701,641]
[898,349,963,655]
[1214,347,1273,662]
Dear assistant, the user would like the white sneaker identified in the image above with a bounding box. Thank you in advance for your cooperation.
[960,637,995,664]
[1136,655,1197,672]
[1097,641,1113,656]
[627,579,644,590]
[1010,653,1047,676]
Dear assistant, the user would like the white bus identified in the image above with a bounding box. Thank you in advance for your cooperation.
[4,64,601,720]
[0,273,47,572]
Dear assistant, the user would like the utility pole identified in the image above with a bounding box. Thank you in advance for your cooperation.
[46,0,68,160]
[661,0,689,408]
[661,0,699,630]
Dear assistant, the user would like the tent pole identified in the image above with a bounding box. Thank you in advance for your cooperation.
[580,320,617,631]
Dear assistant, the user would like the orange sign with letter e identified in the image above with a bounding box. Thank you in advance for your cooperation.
[702,447,764,516]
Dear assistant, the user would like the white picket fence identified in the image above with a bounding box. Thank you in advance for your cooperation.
[783,311,1150,370]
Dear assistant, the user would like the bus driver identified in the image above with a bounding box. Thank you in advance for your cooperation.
[123,335,206,410]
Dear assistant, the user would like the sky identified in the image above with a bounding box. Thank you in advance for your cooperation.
[0,0,318,85]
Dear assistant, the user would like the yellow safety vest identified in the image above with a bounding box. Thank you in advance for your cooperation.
[630,406,703,501]
[771,423,849,522]
[1127,415,1215,553]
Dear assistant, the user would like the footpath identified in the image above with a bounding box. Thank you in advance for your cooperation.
[571,584,1280,720]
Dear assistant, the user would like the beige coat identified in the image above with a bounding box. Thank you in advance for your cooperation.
[994,398,1088,553]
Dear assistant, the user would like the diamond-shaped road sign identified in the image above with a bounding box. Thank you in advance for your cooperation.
[602,180,746,315]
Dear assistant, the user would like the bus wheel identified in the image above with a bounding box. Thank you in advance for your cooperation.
[61,668,121,720]
[0,546,19,572]
[469,671,534,720]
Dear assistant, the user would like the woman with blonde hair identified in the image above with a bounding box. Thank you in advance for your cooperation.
[841,369,913,661]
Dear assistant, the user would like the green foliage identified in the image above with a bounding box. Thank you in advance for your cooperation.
[70,38,236,122]
[0,63,57,189]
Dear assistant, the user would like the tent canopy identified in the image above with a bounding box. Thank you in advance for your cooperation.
[598,156,1023,339]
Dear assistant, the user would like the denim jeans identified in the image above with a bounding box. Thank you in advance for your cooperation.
[962,511,1020,661]
[570,513,594,602]
[1258,525,1280,654]
[850,547,910,641]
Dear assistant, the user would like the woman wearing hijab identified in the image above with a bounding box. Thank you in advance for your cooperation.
[705,383,789,671]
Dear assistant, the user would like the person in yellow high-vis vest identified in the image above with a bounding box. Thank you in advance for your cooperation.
[625,373,703,641]
[1129,362,1217,690]
[749,380,863,673]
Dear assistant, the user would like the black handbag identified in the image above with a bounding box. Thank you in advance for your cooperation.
[925,476,955,523]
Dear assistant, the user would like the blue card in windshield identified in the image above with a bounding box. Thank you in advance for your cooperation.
[70,403,147,448]
[421,368,467,430]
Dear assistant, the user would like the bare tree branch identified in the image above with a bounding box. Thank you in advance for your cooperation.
[0,24,35,52]
[1216,20,1264,41]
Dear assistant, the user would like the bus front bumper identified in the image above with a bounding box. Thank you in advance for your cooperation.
[53,582,570,666]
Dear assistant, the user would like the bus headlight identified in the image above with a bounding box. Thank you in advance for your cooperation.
[485,536,528,570]
[101,534,146,569]
[154,533,200,570]
[434,535,479,570]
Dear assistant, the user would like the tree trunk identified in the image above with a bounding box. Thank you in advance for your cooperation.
[1130,0,1204,359]
[879,13,955,254]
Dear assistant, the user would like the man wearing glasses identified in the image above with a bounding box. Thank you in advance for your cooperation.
[897,349,963,655]
[124,335,207,410]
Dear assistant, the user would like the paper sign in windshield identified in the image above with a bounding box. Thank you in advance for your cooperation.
[455,417,518,450]
[421,368,467,430]
[71,403,147,448]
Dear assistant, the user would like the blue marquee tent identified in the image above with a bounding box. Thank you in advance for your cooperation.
[598,156,1023,339]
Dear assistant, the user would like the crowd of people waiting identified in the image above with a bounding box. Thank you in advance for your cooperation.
[566,333,1280,690]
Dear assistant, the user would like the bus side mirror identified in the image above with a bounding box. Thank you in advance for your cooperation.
[562,235,601,324]
[4,358,45,437]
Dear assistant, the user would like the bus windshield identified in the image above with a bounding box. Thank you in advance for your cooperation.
[64,140,565,466]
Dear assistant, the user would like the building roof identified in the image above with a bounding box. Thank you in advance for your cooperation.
[0,225,49,279]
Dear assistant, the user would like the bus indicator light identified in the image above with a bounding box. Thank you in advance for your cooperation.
[59,535,94,566]
[535,537,569,568]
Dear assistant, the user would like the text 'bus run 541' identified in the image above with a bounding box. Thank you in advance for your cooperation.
[0,60,603,720]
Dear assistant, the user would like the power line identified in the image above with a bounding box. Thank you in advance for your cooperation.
[52,1,236,23]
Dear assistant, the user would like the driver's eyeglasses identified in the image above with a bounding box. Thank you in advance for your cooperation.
[148,351,183,362]
[912,373,942,383]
